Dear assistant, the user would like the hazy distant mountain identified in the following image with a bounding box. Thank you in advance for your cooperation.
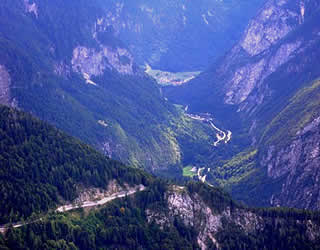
[102,0,264,72]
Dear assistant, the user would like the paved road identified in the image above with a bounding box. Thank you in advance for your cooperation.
[56,187,145,212]
[0,185,145,234]
[185,108,232,187]
[186,110,232,147]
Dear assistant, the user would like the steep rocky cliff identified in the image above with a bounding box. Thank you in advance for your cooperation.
[267,117,320,209]
[0,65,11,106]
[147,187,261,249]
[146,184,320,249]
[166,0,320,118]
[255,80,320,209]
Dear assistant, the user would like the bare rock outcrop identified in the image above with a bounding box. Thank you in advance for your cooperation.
[263,117,320,209]
[213,0,320,113]
[0,65,11,105]
[23,0,38,17]
[71,45,134,81]
[147,187,263,250]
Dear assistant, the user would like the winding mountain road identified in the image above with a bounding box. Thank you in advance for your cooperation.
[0,186,145,234]
[185,109,232,147]
[56,186,145,212]
[185,107,232,187]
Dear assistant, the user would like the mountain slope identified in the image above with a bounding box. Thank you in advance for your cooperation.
[164,0,320,209]
[0,105,150,224]
[1,181,320,250]
[101,0,264,72]
[165,0,320,119]
[238,79,320,209]
[0,0,216,175]
[0,106,320,249]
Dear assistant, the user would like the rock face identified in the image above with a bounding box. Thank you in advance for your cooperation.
[147,186,320,249]
[240,0,301,56]
[71,14,137,82]
[217,0,320,113]
[23,0,38,17]
[0,65,11,106]
[165,189,261,250]
[223,37,303,110]
[75,180,126,204]
[71,45,135,80]
[264,116,320,210]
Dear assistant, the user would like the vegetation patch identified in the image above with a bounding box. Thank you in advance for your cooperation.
[0,105,151,224]
[208,149,258,187]
[145,64,201,86]
[183,166,197,177]
[261,79,320,149]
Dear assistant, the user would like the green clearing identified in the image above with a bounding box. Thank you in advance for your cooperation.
[183,166,197,177]
[145,64,201,86]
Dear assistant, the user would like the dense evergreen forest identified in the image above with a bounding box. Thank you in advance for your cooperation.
[1,181,320,249]
[0,105,151,224]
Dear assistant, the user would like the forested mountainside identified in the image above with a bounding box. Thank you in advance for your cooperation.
[101,0,264,72]
[0,0,220,175]
[1,106,320,249]
[165,0,320,209]
[2,181,320,249]
[0,105,150,224]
